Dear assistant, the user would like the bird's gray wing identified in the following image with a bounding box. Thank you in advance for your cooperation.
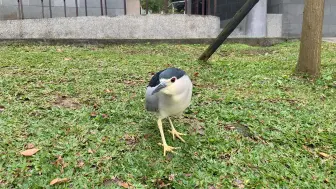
[145,86,159,112]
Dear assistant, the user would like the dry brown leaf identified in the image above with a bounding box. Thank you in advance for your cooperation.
[77,160,85,168]
[64,57,72,61]
[90,112,97,118]
[21,148,39,156]
[56,49,63,52]
[102,114,109,119]
[233,179,245,189]
[50,178,69,185]
[208,185,216,189]
[93,103,99,109]
[88,149,94,154]
[168,174,175,181]
[119,182,130,188]
[26,143,35,149]
[0,105,5,113]
[318,152,330,158]
[194,72,199,77]
[54,156,64,166]
[104,89,112,93]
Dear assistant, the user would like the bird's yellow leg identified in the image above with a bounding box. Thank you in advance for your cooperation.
[168,117,186,143]
[157,118,180,156]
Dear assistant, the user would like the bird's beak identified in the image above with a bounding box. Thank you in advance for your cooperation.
[152,82,167,95]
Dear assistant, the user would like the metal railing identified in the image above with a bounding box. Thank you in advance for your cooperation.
[13,0,217,20]
[16,0,128,19]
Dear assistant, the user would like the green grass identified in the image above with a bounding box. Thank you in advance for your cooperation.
[0,41,335,188]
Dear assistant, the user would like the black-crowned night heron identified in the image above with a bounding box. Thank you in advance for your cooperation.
[145,67,193,156]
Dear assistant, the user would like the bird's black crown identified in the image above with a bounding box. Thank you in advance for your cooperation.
[148,67,186,87]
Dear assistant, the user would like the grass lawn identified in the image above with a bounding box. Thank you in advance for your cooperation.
[0,41,335,188]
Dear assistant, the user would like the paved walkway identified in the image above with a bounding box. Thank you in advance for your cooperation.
[323,37,336,43]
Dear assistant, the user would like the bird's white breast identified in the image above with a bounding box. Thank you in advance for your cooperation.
[158,75,192,119]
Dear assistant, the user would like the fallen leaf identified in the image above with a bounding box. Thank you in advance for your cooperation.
[197,126,205,136]
[324,178,329,183]
[184,173,192,177]
[21,148,39,156]
[54,156,64,166]
[102,114,109,119]
[223,124,236,130]
[208,185,216,189]
[93,103,99,109]
[123,134,138,145]
[104,89,112,93]
[233,179,244,189]
[50,178,69,185]
[56,49,63,52]
[90,112,97,118]
[53,155,68,173]
[119,182,130,188]
[77,160,85,168]
[0,105,4,113]
[143,134,151,139]
[168,174,175,181]
[26,143,35,149]
[64,57,72,61]
[318,152,330,158]
[106,177,133,188]
[88,148,94,154]
[194,72,199,77]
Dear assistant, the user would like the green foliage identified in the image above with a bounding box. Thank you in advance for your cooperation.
[140,0,166,13]
[0,41,335,188]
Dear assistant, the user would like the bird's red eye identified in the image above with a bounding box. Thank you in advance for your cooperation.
[171,77,176,83]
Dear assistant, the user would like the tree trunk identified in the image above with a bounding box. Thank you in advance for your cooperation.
[198,0,260,62]
[296,0,325,77]
[164,0,168,14]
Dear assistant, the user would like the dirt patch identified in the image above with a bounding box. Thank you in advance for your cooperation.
[53,95,81,109]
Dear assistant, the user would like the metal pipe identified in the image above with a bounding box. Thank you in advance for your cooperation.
[124,0,127,15]
[17,0,21,19]
[214,0,217,15]
[104,0,108,15]
[64,0,67,17]
[85,0,88,16]
[202,0,204,15]
[19,0,24,19]
[146,0,148,14]
[207,0,210,15]
[75,0,78,16]
[41,0,44,18]
[49,0,52,18]
[100,0,103,15]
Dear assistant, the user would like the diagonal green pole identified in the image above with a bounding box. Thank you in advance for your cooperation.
[198,0,260,62]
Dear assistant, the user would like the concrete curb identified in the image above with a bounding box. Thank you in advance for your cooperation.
[0,38,299,46]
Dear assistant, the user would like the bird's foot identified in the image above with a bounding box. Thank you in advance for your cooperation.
[158,143,180,156]
[168,129,186,143]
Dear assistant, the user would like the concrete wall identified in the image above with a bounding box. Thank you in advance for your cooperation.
[0,0,127,20]
[221,13,283,38]
[268,0,336,37]
[0,15,220,39]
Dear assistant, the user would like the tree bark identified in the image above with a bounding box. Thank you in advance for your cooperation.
[198,0,260,62]
[296,0,325,77]
[164,0,168,14]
